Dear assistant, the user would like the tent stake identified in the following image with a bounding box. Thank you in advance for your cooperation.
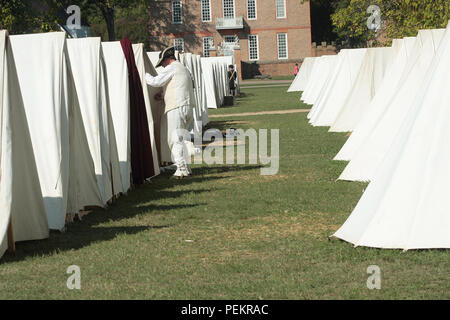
[7,218,15,253]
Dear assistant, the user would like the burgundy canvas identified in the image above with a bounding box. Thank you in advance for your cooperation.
[120,37,155,184]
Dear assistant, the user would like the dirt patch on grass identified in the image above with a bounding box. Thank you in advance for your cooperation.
[209,109,310,118]
[205,214,339,243]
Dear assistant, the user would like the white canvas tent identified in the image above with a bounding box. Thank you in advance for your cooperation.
[308,49,367,126]
[302,55,337,105]
[10,32,102,230]
[201,57,220,109]
[331,37,415,136]
[333,23,450,249]
[147,51,163,73]
[336,29,445,181]
[180,52,203,134]
[308,53,344,119]
[67,37,123,204]
[193,54,209,125]
[0,30,48,258]
[329,46,393,132]
[287,57,316,93]
[101,41,132,193]
[132,43,162,175]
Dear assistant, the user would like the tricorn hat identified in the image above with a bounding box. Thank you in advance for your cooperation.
[156,46,175,68]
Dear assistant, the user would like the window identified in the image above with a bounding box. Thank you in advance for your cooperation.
[174,38,184,52]
[201,0,211,22]
[223,0,235,18]
[277,33,288,59]
[248,34,259,60]
[224,35,238,44]
[172,0,182,24]
[203,37,214,57]
[247,0,257,20]
[275,0,286,19]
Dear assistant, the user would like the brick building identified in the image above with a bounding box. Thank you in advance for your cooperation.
[148,0,312,79]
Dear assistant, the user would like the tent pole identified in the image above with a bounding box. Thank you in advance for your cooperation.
[7,218,15,253]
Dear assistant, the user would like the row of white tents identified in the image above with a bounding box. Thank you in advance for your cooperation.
[288,21,450,250]
[0,31,231,259]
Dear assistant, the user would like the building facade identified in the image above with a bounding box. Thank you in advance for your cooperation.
[148,0,312,79]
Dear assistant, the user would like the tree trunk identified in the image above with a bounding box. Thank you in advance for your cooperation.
[101,6,115,41]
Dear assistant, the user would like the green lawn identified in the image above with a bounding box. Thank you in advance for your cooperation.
[0,87,448,299]
[208,88,306,116]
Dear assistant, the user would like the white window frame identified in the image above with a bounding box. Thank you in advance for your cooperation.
[172,0,183,24]
[223,0,236,19]
[275,0,286,19]
[174,38,184,52]
[277,33,288,59]
[248,34,259,61]
[247,0,257,20]
[201,0,212,22]
[203,37,214,57]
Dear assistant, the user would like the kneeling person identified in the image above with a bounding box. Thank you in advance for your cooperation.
[145,47,195,177]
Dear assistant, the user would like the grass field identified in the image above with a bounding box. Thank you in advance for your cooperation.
[0,86,448,299]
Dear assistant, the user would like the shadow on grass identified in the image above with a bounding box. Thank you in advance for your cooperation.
[1,164,262,264]
[204,120,253,133]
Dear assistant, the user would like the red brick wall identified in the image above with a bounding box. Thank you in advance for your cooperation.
[148,0,313,77]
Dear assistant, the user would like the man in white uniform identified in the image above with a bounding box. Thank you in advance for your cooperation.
[145,47,195,177]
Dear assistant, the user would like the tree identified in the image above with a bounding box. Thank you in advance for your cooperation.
[382,0,450,39]
[90,0,149,45]
[331,0,381,47]
[72,0,142,41]
[0,0,44,34]
[331,0,450,48]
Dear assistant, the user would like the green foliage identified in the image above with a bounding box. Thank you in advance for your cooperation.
[382,0,450,39]
[89,0,150,47]
[331,0,450,48]
[331,0,380,47]
[0,0,56,34]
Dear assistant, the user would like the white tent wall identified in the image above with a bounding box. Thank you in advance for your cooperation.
[180,52,203,134]
[309,49,367,127]
[302,56,332,105]
[147,51,163,73]
[329,46,393,132]
[66,52,104,215]
[0,30,48,258]
[132,43,161,176]
[298,57,316,92]
[10,32,102,230]
[334,34,430,163]
[333,22,450,249]
[308,52,345,123]
[193,54,209,125]
[102,41,132,193]
[200,56,233,109]
[201,58,220,109]
[334,37,415,138]
[287,57,316,93]
[302,56,326,104]
[337,29,445,181]
[303,55,338,106]
[67,38,123,205]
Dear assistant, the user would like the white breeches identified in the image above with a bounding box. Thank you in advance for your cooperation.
[161,106,194,174]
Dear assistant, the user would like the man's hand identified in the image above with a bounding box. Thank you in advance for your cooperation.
[154,91,163,101]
